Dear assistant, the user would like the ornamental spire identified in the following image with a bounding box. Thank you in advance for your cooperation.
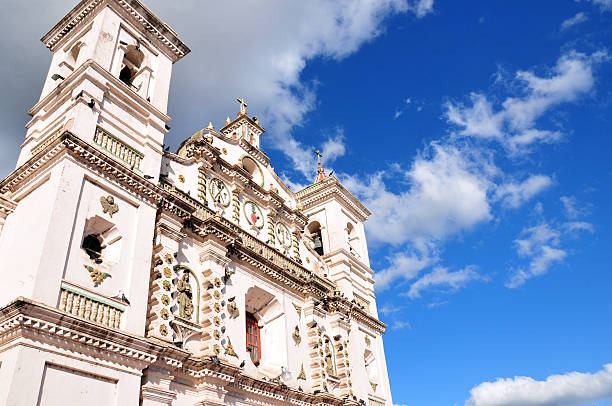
[236,97,248,116]
[314,149,327,183]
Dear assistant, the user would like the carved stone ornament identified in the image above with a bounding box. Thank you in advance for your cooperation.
[159,325,168,336]
[293,303,302,320]
[84,265,111,287]
[163,267,172,278]
[227,301,239,319]
[297,364,306,380]
[365,336,371,347]
[161,295,170,306]
[225,337,238,358]
[292,325,301,346]
[160,308,169,320]
[99,195,119,217]
[164,253,173,264]
[370,382,378,392]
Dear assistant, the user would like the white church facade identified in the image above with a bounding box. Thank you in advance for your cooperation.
[0,1,393,405]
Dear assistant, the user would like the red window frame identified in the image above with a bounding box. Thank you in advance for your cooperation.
[246,313,261,363]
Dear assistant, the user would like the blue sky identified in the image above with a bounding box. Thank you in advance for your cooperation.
[1,0,611,405]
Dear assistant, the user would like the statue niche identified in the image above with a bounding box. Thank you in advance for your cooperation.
[177,272,194,320]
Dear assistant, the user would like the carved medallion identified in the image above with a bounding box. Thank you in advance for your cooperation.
[243,201,264,229]
[209,178,230,207]
[297,364,306,380]
[275,222,292,249]
[99,196,119,217]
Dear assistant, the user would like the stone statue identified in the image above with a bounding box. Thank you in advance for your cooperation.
[325,342,334,375]
[177,273,194,320]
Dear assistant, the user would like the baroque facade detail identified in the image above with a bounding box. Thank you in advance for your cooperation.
[0,1,393,405]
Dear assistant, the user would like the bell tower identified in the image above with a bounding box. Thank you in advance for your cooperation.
[0,0,189,336]
[17,0,189,177]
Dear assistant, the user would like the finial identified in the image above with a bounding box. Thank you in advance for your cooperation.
[314,149,327,183]
[206,121,214,130]
[236,97,248,116]
[225,116,231,125]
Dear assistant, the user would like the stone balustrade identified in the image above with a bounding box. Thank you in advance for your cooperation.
[93,127,143,171]
[59,286,124,329]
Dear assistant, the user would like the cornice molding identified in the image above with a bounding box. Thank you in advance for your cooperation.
[41,0,190,62]
[296,176,371,222]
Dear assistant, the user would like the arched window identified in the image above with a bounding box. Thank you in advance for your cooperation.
[308,221,324,256]
[241,156,264,186]
[246,313,261,364]
[82,234,102,262]
[119,45,144,87]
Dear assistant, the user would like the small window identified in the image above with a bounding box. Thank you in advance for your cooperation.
[308,221,324,256]
[246,313,261,364]
[82,234,102,262]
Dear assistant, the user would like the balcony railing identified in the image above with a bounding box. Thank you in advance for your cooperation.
[93,127,143,171]
[59,286,124,329]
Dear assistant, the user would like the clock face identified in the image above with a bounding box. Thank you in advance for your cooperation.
[275,222,292,248]
[209,178,230,207]
[243,201,264,229]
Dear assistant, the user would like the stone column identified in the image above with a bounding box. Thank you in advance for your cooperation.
[292,229,301,262]
[266,209,277,245]
[147,212,185,343]
[199,238,231,359]
[231,187,242,223]
[197,163,210,204]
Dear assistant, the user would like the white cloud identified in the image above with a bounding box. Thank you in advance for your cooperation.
[0,0,435,179]
[585,0,612,11]
[465,364,612,406]
[341,143,494,290]
[508,223,567,288]
[446,51,609,153]
[563,221,594,234]
[560,195,583,219]
[391,320,412,330]
[495,175,553,208]
[408,0,434,17]
[379,303,403,315]
[560,12,588,31]
[408,266,484,299]
[343,143,493,248]
[321,129,347,163]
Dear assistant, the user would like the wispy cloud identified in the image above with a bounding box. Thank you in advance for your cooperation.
[465,363,612,406]
[494,175,553,208]
[407,266,485,299]
[560,12,588,31]
[445,50,609,154]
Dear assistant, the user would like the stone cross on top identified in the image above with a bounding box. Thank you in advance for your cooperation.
[236,97,248,115]
[314,149,327,183]
[315,149,323,165]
